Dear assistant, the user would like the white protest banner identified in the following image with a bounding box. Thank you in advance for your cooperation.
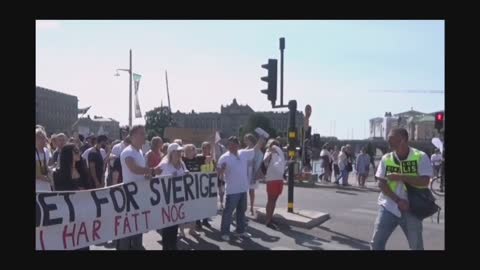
[36,172,218,250]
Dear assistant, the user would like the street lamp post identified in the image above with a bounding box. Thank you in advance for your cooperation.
[115,49,133,128]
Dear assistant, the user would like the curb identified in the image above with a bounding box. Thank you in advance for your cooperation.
[314,183,380,192]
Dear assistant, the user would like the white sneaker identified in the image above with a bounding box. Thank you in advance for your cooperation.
[233,232,251,238]
[221,234,230,241]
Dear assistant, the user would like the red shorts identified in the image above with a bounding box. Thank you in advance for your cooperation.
[266,180,284,198]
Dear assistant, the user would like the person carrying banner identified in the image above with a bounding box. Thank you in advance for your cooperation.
[179,144,201,237]
[117,125,161,250]
[196,141,215,229]
[156,142,188,250]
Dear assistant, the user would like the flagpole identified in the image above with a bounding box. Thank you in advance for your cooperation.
[129,49,133,128]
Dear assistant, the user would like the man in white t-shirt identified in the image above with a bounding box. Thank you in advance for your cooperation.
[117,125,161,250]
[371,128,432,250]
[110,136,131,164]
[217,136,265,241]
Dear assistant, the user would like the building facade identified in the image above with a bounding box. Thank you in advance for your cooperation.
[171,98,304,138]
[74,116,120,140]
[369,109,444,141]
[36,86,78,135]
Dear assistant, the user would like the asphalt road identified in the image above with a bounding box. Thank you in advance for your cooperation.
[91,173,444,250]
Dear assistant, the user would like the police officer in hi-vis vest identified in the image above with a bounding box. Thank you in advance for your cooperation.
[371,128,433,250]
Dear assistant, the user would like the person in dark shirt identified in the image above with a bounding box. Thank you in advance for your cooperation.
[54,143,92,250]
[55,143,91,191]
[88,135,108,188]
[195,142,215,229]
[181,144,204,235]
[81,135,95,154]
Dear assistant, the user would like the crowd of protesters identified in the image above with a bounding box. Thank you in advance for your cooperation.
[35,125,284,250]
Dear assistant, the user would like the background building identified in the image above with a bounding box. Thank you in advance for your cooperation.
[73,116,120,140]
[172,98,304,138]
[369,109,444,141]
[36,86,78,135]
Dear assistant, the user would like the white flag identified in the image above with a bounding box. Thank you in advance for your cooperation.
[133,73,142,118]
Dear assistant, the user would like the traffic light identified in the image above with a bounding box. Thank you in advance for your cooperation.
[434,112,444,130]
[312,133,321,148]
[261,59,278,107]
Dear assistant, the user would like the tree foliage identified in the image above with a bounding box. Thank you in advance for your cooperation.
[239,113,278,142]
[144,107,172,140]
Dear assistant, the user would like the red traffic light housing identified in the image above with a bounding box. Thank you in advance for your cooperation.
[434,112,444,130]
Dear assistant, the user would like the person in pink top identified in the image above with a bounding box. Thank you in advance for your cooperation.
[145,136,163,168]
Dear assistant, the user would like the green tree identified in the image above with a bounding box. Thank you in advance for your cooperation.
[240,113,278,143]
[144,107,172,140]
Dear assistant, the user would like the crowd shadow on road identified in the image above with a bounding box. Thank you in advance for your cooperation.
[176,234,221,250]
[202,227,270,250]
[245,225,281,243]
[318,226,371,250]
[273,223,328,250]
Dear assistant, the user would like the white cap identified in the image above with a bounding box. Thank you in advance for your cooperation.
[167,143,183,154]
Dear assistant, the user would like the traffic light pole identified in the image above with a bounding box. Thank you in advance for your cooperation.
[287,100,297,213]
[261,37,297,213]
[280,38,285,107]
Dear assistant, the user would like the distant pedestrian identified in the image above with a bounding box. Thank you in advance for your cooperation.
[331,145,340,180]
[335,146,350,186]
[356,147,371,188]
[320,143,332,182]
[431,149,442,178]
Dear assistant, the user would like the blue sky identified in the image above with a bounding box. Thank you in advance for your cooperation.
[36,20,444,139]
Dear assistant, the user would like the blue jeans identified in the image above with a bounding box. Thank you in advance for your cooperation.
[371,206,424,250]
[336,169,349,185]
[221,192,247,235]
